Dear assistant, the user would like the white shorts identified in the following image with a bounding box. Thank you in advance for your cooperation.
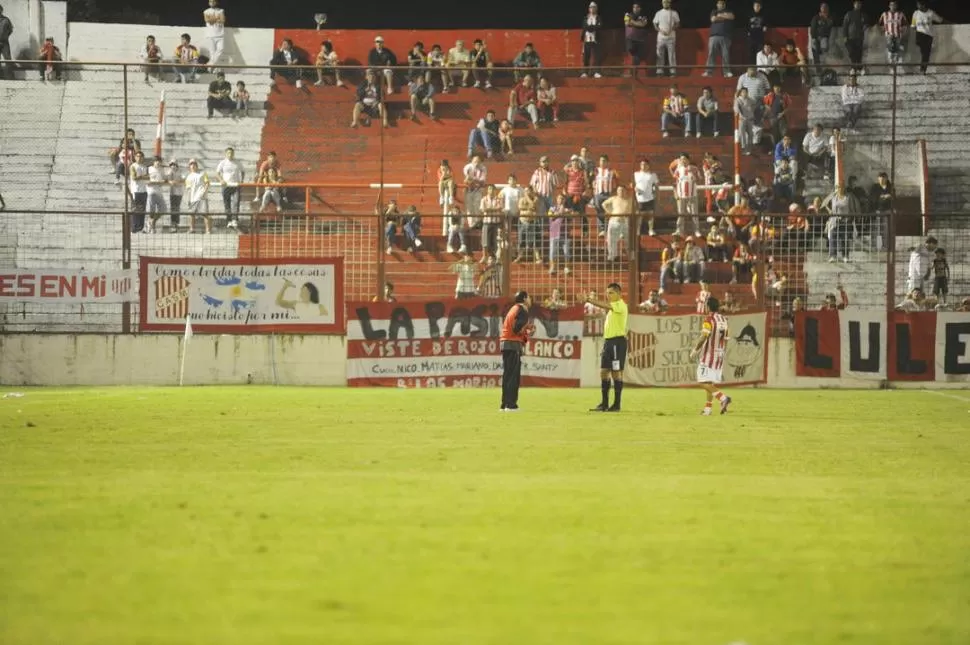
[696,364,722,384]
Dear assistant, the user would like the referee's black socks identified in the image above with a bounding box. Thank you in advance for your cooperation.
[613,380,623,408]
[601,379,610,407]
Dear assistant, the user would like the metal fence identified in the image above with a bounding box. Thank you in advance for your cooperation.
[0,59,967,332]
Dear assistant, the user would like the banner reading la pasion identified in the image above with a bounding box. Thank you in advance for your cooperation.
[624,312,770,387]
[795,310,970,382]
[346,299,584,387]
[139,257,344,333]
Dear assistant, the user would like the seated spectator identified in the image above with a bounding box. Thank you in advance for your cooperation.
[661,84,691,138]
[841,73,864,130]
[206,71,233,118]
[747,176,772,213]
[536,77,559,123]
[383,200,400,253]
[257,152,282,186]
[258,168,284,213]
[270,38,305,89]
[786,202,810,244]
[639,289,669,313]
[39,37,62,81]
[659,238,683,291]
[508,74,539,130]
[821,285,849,310]
[470,39,494,89]
[544,288,568,310]
[233,81,249,117]
[755,42,780,85]
[778,38,809,84]
[315,40,344,87]
[957,297,970,313]
[445,39,471,89]
[513,43,541,81]
[467,109,499,158]
[516,185,541,263]
[368,36,397,93]
[438,159,455,211]
[426,44,448,91]
[139,35,162,83]
[173,33,200,84]
[110,129,140,182]
[351,69,387,128]
[695,86,719,138]
[680,238,706,283]
[733,88,758,155]
[706,223,729,261]
[408,75,437,121]
[402,205,423,252]
[896,288,932,312]
[773,158,796,206]
[731,242,755,284]
[774,134,799,177]
[763,83,792,145]
[407,41,427,81]
[451,253,477,299]
[372,281,397,303]
[802,124,830,179]
[721,290,741,313]
[445,204,468,254]
[548,193,572,275]
[728,195,755,242]
[498,119,514,155]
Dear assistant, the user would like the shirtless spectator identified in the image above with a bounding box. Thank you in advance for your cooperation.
[467,109,499,158]
[351,69,387,128]
[139,35,163,82]
[602,185,634,262]
[207,71,233,118]
[445,39,471,89]
[270,38,305,89]
[508,74,539,130]
[368,36,397,93]
[314,40,344,87]
[173,33,200,83]
[512,43,541,82]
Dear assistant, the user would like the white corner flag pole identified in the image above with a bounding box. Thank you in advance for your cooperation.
[179,314,193,386]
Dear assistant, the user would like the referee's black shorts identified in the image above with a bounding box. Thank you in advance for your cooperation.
[601,337,628,371]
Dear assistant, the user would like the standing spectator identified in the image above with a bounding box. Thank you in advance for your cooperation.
[602,185,634,262]
[869,171,893,249]
[563,157,589,232]
[173,33,200,84]
[670,153,701,236]
[516,186,541,264]
[778,39,809,85]
[912,1,944,74]
[653,0,680,77]
[695,86,720,138]
[508,74,539,130]
[0,4,12,81]
[479,256,502,298]
[905,237,936,292]
[426,44,448,91]
[372,282,396,303]
[408,74,437,121]
[705,0,735,78]
[233,81,249,117]
[139,35,162,83]
[827,184,853,263]
[581,2,603,78]
[382,200,401,253]
[463,155,487,222]
[498,119,514,155]
[467,109,499,158]
[470,39,494,89]
[624,3,650,77]
[734,87,758,155]
[351,69,387,128]
[763,83,792,145]
[146,156,168,233]
[38,37,62,81]
[931,247,950,305]
[828,127,845,177]
[184,159,211,234]
[810,3,833,77]
[479,184,503,261]
[841,73,864,130]
[406,41,427,81]
[129,151,149,234]
[500,174,522,232]
[512,43,542,81]
[203,0,225,71]
[166,160,184,230]
[368,36,397,93]
[206,71,232,118]
[451,254,478,299]
[803,124,831,179]
[661,84,692,138]
[774,134,799,177]
[445,39,471,89]
[592,155,619,237]
[110,129,140,184]
[747,0,767,65]
[314,40,344,87]
[536,77,559,123]
[529,155,559,218]
[843,0,868,76]
[270,39,305,89]
[878,1,908,72]
[634,159,660,235]
[215,146,244,229]
[548,194,572,276]
[438,159,455,214]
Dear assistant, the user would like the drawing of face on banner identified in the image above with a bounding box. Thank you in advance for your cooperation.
[725,315,765,381]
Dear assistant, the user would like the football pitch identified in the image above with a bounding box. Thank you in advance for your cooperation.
[1,387,968,645]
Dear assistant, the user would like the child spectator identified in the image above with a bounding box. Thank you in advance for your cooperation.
[437,160,455,215]
[932,248,949,304]
[498,119,514,155]
[139,35,162,82]
[407,41,427,81]
[233,81,249,117]
[39,37,62,81]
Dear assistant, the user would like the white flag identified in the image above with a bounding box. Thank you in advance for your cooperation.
[184,314,193,342]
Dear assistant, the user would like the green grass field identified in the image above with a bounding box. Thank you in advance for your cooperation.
[1,387,968,645]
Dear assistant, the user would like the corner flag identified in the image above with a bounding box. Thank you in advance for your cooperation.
[183,314,193,343]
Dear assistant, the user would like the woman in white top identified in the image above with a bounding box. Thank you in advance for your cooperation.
[275,279,330,320]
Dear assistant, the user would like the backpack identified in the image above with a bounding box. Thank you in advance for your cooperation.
[820,68,838,86]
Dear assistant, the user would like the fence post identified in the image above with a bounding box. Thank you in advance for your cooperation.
[121,63,132,334]
[628,61,639,303]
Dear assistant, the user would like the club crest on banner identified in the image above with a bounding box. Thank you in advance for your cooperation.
[153,275,190,320]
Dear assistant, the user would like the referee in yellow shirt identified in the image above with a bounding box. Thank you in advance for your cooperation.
[584,282,629,412]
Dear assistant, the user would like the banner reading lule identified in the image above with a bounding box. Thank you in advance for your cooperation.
[624,311,770,387]
[346,299,584,388]
[139,257,344,333]
[0,269,136,303]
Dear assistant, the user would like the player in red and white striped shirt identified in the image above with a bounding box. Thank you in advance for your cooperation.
[689,296,732,415]
[669,153,701,236]
[879,2,908,68]
[592,155,618,237]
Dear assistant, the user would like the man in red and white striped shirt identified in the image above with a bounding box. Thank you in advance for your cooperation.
[529,155,559,217]
[661,84,691,138]
[669,153,701,236]
[879,1,908,69]
[592,155,618,237]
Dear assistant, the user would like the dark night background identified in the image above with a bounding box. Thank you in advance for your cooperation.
[71,0,968,30]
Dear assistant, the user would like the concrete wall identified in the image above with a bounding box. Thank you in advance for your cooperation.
[2,334,966,389]
[2,0,66,61]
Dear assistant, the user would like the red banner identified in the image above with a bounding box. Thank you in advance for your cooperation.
[887,312,936,381]
[794,311,840,378]
[346,299,584,388]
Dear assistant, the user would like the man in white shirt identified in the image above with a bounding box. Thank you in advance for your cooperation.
[203,0,225,70]
[912,0,944,74]
[499,174,521,220]
[633,159,659,235]
[841,74,864,130]
[167,160,185,230]
[755,43,779,85]
[215,146,244,229]
[184,159,211,234]
[462,155,487,221]
[128,151,149,233]
[802,123,830,180]
[146,156,168,233]
[652,0,680,77]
